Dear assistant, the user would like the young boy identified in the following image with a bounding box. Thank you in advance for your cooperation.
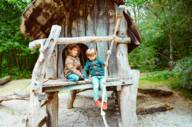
[83,48,108,110]
[64,44,83,81]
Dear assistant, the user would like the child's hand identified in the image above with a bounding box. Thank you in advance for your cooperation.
[84,79,89,81]
[79,73,84,79]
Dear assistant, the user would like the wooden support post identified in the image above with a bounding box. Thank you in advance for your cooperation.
[120,70,139,127]
[46,92,59,127]
[116,5,139,127]
[45,25,61,79]
[27,25,61,127]
[27,89,47,127]
[66,90,77,109]
[31,25,61,81]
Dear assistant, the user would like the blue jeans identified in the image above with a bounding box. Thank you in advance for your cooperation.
[91,76,107,102]
[67,74,80,82]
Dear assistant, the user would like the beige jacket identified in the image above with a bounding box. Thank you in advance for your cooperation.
[64,55,82,77]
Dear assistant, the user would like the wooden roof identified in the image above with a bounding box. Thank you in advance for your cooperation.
[20,0,141,52]
[20,0,124,39]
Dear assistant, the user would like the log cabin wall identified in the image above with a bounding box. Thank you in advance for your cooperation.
[21,0,134,78]
[53,0,118,78]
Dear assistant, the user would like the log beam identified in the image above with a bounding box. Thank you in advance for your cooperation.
[0,93,29,103]
[0,76,11,86]
[29,36,131,49]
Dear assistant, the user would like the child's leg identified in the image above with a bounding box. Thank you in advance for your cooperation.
[99,77,108,102]
[67,74,80,81]
[91,76,100,101]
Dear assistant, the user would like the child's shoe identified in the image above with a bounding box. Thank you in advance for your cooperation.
[102,102,108,110]
[95,100,101,108]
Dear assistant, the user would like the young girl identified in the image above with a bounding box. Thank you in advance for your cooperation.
[83,48,108,110]
[64,44,83,81]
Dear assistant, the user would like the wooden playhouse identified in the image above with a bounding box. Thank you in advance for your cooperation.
[20,0,141,127]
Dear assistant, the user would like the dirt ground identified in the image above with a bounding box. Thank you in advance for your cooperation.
[0,79,192,127]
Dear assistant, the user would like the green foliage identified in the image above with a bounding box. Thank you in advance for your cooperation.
[141,70,174,81]
[0,0,37,79]
[127,0,192,96]
[1,67,31,79]
[172,56,192,91]
[128,0,192,70]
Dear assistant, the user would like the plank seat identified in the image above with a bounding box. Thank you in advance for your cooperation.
[42,76,133,92]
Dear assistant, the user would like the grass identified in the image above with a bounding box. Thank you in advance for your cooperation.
[139,70,192,99]
[0,67,31,79]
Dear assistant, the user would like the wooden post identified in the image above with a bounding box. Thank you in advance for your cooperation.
[116,5,139,127]
[120,70,139,127]
[27,25,61,127]
[27,87,47,127]
[46,92,59,127]
[45,25,61,79]
[66,90,77,109]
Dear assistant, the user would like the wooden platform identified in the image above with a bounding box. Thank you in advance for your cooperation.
[42,77,133,93]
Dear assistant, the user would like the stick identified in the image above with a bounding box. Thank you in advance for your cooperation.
[137,104,174,115]
[0,76,11,86]
[0,93,29,103]
[138,88,174,97]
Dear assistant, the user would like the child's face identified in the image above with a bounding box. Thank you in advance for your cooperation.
[88,54,96,61]
[70,48,79,57]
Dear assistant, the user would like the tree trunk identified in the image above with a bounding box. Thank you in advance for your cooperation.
[168,31,174,70]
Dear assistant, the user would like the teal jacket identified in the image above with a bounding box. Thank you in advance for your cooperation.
[83,58,105,79]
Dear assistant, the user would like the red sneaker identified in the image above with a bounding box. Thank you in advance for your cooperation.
[102,102,108,110]
[95,100,101,108]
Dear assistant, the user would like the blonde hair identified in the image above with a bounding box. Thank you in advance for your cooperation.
[86,48,97,57]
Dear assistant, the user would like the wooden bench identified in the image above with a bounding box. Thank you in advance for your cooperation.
[40,70,139,127]
[42,77,133,92]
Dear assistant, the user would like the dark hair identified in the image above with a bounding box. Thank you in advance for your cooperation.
[67,44,80,54]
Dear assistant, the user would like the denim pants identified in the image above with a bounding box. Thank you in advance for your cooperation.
[91,76,107,102]
[67,74,80,82]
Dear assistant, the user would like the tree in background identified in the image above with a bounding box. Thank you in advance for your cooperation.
[126,0,192,90]
[0,0,37,78]
[127,0,192,70]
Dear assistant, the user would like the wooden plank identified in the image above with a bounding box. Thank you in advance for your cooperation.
[94,0,108,62]
[86,11,97,49]
[43,79,133,93]
[108,5,117,77]
[57,45,66,79]
[43,76,132,87]
[46,92,59,127]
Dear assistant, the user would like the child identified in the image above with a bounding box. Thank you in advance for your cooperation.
[64,44,83,81]
[83,48,108,110]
